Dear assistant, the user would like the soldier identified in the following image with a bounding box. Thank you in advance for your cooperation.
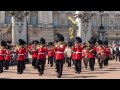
[103,41,111,66]
[55,33,66,78]
[0,40,7,73]
[37,38,47,76]
[4,45,12,70]
[47,42,55,67]
[64,41,72,67]
[29,40,39,69]
[72,37,83,74]
[16,39,26,74]
[88,41,96,71]
[96,40,105,69]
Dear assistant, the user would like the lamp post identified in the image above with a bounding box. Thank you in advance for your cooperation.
[98,11,106,41]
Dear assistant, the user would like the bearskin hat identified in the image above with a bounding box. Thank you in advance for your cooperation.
[97,40,103,45]
[104,41,108,45]
[89,37,96,45]
[67,41,72,47]
[55,33,64,42]
[32,40,39,45]
[6,45,11,49]
[48,42,54,46]
[1,40,7,46]
[76,37,82,43]
[40,38,46,44]
[19,39,26,45]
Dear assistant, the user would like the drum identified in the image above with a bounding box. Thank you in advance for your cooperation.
[99,53,106,61]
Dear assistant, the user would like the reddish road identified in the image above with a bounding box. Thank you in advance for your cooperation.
[0,60,120,79]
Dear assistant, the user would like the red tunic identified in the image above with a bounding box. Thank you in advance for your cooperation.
[72,45,83,60]
[5,50,11,61]
[16,48,26,61]
[82,49,89,60]
[88,46,96,58]
[55,44,65,60]
[31,49,38,58]
[103,47,110,56]
[47,46,55,57]
[37,47,47,60]
[0,49,6,60]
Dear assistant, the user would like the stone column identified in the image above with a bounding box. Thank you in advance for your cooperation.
[9,11,29,44]
[0,11,5,24]
[74,11,93,43]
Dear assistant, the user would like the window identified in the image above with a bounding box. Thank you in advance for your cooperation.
[5,11,11,24]
[115,14,120,29]
[91,14,97,29]
[53,11,60,28]
[30,11,38,27]
[103,14,109,29]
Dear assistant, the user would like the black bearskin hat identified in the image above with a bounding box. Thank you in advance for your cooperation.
[6,45,11,49]
[76,37,82,43]
[104,41,108,45]
[48,42,54,46]
[40,38,46,44]
[67,41,72,47]
[55,33,64,42]
[32,40,39,45]
[89,37,96,45]
[19,39,26,45]
[1,40,7,46]
[97,40,103,45]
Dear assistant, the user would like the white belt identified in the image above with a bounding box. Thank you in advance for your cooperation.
[74,52,82,54]
[18,54,25,55]
[6,55,11,56]
[38,53,45,54]
[56,52,64,53]
[0,54,5,55]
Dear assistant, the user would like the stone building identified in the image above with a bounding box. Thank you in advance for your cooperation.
[0,11,120,43]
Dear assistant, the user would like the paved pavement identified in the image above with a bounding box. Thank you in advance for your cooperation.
[0,60,120,79]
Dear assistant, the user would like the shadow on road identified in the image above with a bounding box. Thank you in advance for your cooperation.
[62,75,97,78]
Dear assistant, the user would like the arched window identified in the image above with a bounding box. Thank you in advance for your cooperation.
[103,13,109,29]
[115,14,120,29]
[30,11,38,27]
[5,11,11,24]
[53,11,60,28]
[91,13,97,29]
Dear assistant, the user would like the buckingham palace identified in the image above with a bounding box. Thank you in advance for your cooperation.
[0,11,120,44]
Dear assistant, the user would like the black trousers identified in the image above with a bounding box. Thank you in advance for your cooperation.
[66,57,71,67]
[74,60,81,73]
[89,58,95,70]
[48,56,54,67]
[32,58,37,68]
[0,60,4,73]
[56,60,64,76]
[5,60,10,70]
[115,53,120,62]
[37,59,45,74]
[98,58,104,69]
[104,56,109,66]
[17,60,24,74]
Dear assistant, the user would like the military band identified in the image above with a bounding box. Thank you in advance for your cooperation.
[0,33,114,78]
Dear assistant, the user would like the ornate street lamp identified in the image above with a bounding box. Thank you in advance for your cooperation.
[98,11,106,41]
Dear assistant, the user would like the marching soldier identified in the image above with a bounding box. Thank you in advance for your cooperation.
[55,33,66,78]
[103,41,111,66]
[47,42,55,67]
[96,40,105,69]
[16,39,26,74]
[29,40,39,69]
[4,45,12,70]
[72,37,83,74]
[0,40,7,73]
[88,41,96,71]
[37,38,47,76]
